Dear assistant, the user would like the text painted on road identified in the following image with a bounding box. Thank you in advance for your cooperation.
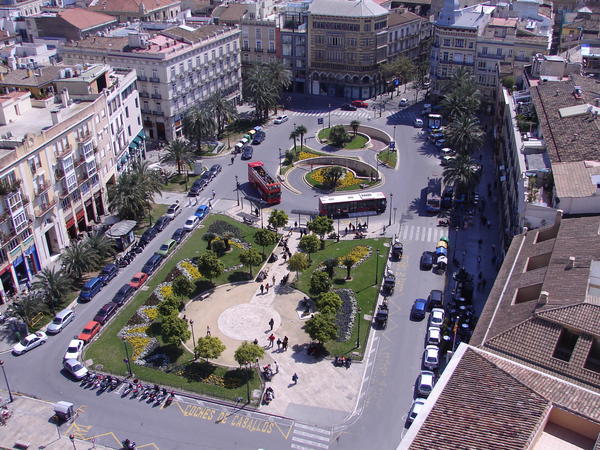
[180,404,276,434]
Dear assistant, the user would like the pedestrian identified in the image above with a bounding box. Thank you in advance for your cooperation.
[208,200,212,209]
[260,284,264,294]
[212,190,216,199]
[194,197,198,206]
[276,338,282,349]
[253,338,259,346]
[272,275,276,285]
[292,373,298,384]
[266,282,270,293]
[231,156,235,165]
[206,325,211,336]
[268,334,275,348]
[294,221,298,229]
[188,198,192,207]
[274,361,279,374]
[283,252,287,261]
[283,336,289,350]
[344,226,348,235]
[269,318,274,330]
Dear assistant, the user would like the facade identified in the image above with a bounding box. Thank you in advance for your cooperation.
[60,24,242,141]
[307,0,389,99]
[387,9,428,61]
[24,8,117,42]
[279,6,309,94]
[0,42,57,69]
[241,19,279,67]
[0,0,44,19]
[88,0,182,23]
[559,6,600,52]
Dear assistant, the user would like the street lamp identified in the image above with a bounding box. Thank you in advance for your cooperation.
[189,319,196,359]
[393,125,396,142]
[278,147,282,174]
[388,193,393,226]
[0,360,13,403]
[393,207,397,224]
[184,169,189,191]
[234,175,240,206]
[122,339,133,377]
[328,104,331,129]
[375,248,380,285]
[356,307,362,349]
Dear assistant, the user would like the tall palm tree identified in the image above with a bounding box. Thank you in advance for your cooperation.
[183,107,215,152]
[7,291,43,331]
[244,64,278,120]
[60,240,101,281]
[289,129,299,151]
[131,160,163,199]
[32,267,73,313]
[445,66,475,92]
[86,234,116,259]
[206,91,237,137]
[442,152,481,194]
[108,171,148,221]
[295,125,308,149]
[445,114,485,154]
[266,61,292,114]
[350,120,361,136]
[161,139,195,175]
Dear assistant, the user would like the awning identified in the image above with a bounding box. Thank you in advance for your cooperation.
[106,220,137,238]
[137,130,146,140]
[129,141,138,149]
[133,136,143,145]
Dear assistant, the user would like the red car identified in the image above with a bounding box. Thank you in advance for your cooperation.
[78,321,101,344]
[129,272,149,289]
[351,100,368,108]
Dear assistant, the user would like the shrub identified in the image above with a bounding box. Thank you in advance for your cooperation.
[316,291,342,314]
[207,220,243,239]
[210,238,227,256]
[144,294,162,306]
[173,275,195,297]
[310,271,331,296]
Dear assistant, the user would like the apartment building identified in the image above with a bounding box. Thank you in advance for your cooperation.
[307,0,389,99]
[241,19,279,67]
[279,5,309,94]
[88,0,182,23]
[0,0,44,19]
[24,8,117,42]
[387,9,428,61]
[559,5,600,52]
[60,24,242,140]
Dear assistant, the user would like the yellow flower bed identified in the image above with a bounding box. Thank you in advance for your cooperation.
[298,151,320,161]
[346,245,369,262]
[180,260,202,280]
[143,307,158,322]
[125,335,151,360]
[159,284,174,300]
[310,167,360,189]
[126,325,149,335]
[230,240,245,249]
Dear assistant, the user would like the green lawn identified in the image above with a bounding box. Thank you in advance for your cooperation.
[293,238,389,358]
[163,173,203,193]
[134,203,169,236]
[377,149,398,168]
[318,128,369,149]
[85,214,276,402]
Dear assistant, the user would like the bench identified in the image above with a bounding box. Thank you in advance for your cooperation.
[14,441,30,449]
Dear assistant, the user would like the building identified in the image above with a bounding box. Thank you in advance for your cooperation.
[24,8,117,42]
[88,0,182,23]
[559,5,600,52]
[0,42,57,69]
[307,0,389,99]
[60,24,242,140]
[387,9,429,61]
[0,0,44,19]
[279,5,309,94]
[241,18,279,67]
[403,214,600,449]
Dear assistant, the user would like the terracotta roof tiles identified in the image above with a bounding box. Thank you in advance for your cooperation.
[57,8,116,30]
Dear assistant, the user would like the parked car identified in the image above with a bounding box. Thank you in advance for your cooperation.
[252,132,265,145]
[165,202,182,219]
[412,298,428,320]
[188,183,203,197]
[422,103,432,114]
[435,139,447,148]
[47,308,75,334]
[154,215,171,232]
[195,205,209,219]
[98,264,119,285]
[129,272,149,289]
[140,226,158,245]
[172,228,186,244]
[241,146,254,160]
[441,148,456,157]
[78,321,101,344]
[183,215,200,231]
[426,327,441,346]
[420,252,434,270]
[441,155,457,167]
[112,284,134,306]
[414,118,424,128]
[341,104,357,111]
[274,115,288,124]
[423,345,440,370]
[93,302,118,325]
[351,100,368,108]
[430,308,445,327]
[79,277,103,302]
[12,331,47,355]
[408,398,427,424]
[63,359,88,380]
[64,339,84,360]
[156,239,177,257]
[429,131,444,141]
[428,289,444,308]
[417,371,435,397]
[399,98,408,107]
[142,254,163,275]
[209,164,222,177]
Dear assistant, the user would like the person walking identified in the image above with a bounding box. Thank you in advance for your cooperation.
[253,338,259,346]
[260,284,264,294]
[272,275,276,285]
[269,318,274,330]
[274,361,279,374]
[206,326,211,336]
[212,190,216,199]
[268,334,276,348]
[265,282,270,293]
[292,373,298,385]
[231,156,235,165]
[276,338,282,350]
[283,336,289,351]
[208,200,212,209]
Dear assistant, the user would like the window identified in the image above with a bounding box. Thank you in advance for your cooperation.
[525,253,551,271]
[482,47,488,55]
[255,29,261,39]
[553,328,579,362]
[455,39,464,48]
[328,36,341,46]
[12,211,27,233]
[468,42,474,48]
[513,283,543,304]
[584,339,600,372]
[243,39,249,50]
[125,106,129,118]
[496,48,502,56]
[478,61,486,69]
[65,173,77,193]
[364,24,370,31]
[443,38,451,46]
[269,29,275,40]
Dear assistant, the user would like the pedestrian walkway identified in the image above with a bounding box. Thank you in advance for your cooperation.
[290,422,332,449]
[398,224,448,243]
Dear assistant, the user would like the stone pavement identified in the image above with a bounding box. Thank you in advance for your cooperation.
[182,223,366,425]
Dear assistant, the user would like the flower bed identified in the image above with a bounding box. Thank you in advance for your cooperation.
[298,151,321,161]
[178,259,202,281]
[119,305,159,364]
[334,289,357,342]
[339,246,372,268]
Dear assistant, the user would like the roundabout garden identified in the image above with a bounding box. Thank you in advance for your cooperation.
[305,166,379,192]
[318,124,369,150]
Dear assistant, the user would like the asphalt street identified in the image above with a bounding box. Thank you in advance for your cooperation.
[1,89,454,449]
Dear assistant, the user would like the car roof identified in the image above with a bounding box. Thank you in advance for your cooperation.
[117,284,132,292]
[55,308,73,318]
[415,298,427,305]
[162,239,176,246]
[68,338,82,345]
[83,320,99,328]
[84,277,101,287]
[100,302,116,310]
[132,272,145,277]
[186,215,197,221]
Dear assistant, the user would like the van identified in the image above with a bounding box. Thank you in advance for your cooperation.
[47,308,75,334]
[79,277,103,302]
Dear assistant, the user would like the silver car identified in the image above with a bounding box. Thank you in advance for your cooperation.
[47,308,75,334]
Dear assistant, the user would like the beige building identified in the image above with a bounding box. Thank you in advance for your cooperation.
[387,9,430,61]
[88,0,182,23]
[307,0,389,99]
[241,19,279,68]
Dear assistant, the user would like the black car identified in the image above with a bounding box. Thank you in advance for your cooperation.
[154,215,171,232]
[188,180,205,197]
[209,164,222,177]
[140,226,158,245]
[98,263,118,285]
[341,104,358,111]
[112,284,135,306]
[172,227,186,244]
[93,302,118,325]
[142,253,163,275]
[420,252,434,271]
[428,289,444,309]
[252,132,265,145]
[241,146,253,160]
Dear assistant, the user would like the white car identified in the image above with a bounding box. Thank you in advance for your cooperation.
[399,98,408,107]
[183,215,200,231]
[426,326,441,346]
[274,115,288,124]
[165,202,182,219]
[441,147,455,157]
[423,345,440,370]
[12,331,47,355]
[414,118,424,128]
[430,308,445,327]
[47,308,75,334]
[63,359,88,380]
[64,339,84,360]
[417,370,435,397]
[408,398,427,423]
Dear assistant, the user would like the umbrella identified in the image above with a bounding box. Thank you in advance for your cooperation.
[440,236,449,243]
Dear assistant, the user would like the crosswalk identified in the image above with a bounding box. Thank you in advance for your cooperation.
[289,109,372,120]
[399,224,449,243]
[290,423,332,449]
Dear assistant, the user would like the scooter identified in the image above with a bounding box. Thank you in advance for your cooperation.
[164,392,175,407]
[262,387,274,405]
[438,219,450,227]
[122,382,133,397]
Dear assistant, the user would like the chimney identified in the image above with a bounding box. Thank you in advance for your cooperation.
[567,256,576,269]
[50,108,62,125]
[556,209,563,225]
[60,88,70,108]
[539,291,549,305]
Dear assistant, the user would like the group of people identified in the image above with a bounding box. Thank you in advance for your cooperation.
[344,222,368,235]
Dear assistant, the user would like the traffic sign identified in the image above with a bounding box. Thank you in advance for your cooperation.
[389,141,396,149]
[318,118,324,125]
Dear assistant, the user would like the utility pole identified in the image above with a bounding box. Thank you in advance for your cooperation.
[388,193,393,226]
[235,175,240,206]
[328,104,331,129]
[0,360,13,402]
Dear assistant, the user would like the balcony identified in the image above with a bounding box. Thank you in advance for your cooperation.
[151,93,162,99]
[137,75,148,81]
[74,157,86,168]
[55,168,65,180]
[255,48,264,52]
[76,131,91,143]
[0,179,21,197]
[34,199,57,217]
[139,91,150,98]
[56,144,73,159]
[141,108,152,114]
[242,46,250,51]
[478,53,505,60]
[0,212,9,224]
[152,110,163,116]
[34,181,50,197]
[149,77,160,83]
[267,49,276,54]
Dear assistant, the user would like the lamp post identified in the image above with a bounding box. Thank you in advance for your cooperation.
[393,207,397,224]
[278,147,282,174]
[375,248,380,285]
[0,360,13,403]
[184,169,189,191]
[234,175,240,206]
[336,210,340,242]
[328,104,331,129]
[189,319,196,359]
[122,339,133,377]
[393,125,396,142]
[356,307,362,349]
[388,193,393,226]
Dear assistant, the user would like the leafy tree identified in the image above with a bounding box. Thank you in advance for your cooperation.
[298,234,320,262]
[7,291,43,329]
[303,312,338,344]
[206,90,237,137]
[288,252,309,280]
[502,76,515,90]
[316,291,342,314]
[268,209,288,232]
[32,267,73,313]
[160,314,191,346]
[341,255,356,280]
[222,231,235,251]
[244,62,290,120]
[239,248,262,276]
[380,56,416,94]
[195,250,224,281]
[310,271,331,296]
[234,341,265,367]
[173,275,195,297]
[158,298,179,317]
[86,234,116,260]
[445,114,485,154]
[443,152,481,194]
[254,228,277,258]
[350,120,360,136]
[323,166,345,189]
[289,129,299,152]
[307,216,334,245]
[161,139,195,175]
[60,240,101,280]
[203,232,217,249]
[194,335,226,362]
[182,106,215,152]
[329,125,349,147]
[295,125,308,148]
[323,257,338,278]
[210,238,227,256]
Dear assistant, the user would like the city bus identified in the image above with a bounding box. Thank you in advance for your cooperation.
[319,192,387,218]
[427,114,442,130]
[247,162,281,204]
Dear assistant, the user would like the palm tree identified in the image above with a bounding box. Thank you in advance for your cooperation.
[350,120,361,136]
[183,107,215,152]
[244,64,279,120]
[7,291,43,331]
[445,114,485,154]
[206,91,237,137]
[60,240,101,280]
[441,85,481,119]
[32,267,73,313]
[295,125,308,149]
[266,61,292,113]
[289,129,299,152]
[442,152,481,194]
[161,139,195,175]
[86,234,116,259]
[445,66,474,92]
[131,160,163,202]
[108,171,148,221]
[341,256,355,280]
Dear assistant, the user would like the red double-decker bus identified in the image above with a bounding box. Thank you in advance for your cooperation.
[247,162,281,204]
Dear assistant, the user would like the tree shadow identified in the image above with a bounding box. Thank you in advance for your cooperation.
[180,360,218,382]
[227,271,252,283]
[146,322,162,337]
[223,368,252,389]
[417,144,440,158]
[333,277,347,285]
[146,343,183,367]
[193,279,215,296]
[408,195,429,216]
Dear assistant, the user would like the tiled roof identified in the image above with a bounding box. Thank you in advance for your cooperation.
[161,24,230,43]
[552,161,600,198]
[90,0,179,14]
[408,348,550,450]
[309,0,389,18]
[537,303,600,337]
[0,65,71,87]
[63,36,129,50]
[388,10,421,26]
[56,8,116,30]
[211,4,248,23]
[530,74,600,163]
